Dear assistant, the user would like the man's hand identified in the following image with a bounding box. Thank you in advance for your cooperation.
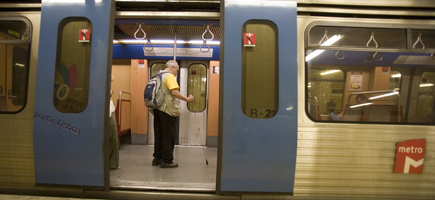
[187,95,195,102]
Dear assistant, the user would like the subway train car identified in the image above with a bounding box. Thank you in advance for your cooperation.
[1,0,435,199]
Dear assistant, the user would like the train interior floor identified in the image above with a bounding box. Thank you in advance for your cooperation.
[110,133,217,191]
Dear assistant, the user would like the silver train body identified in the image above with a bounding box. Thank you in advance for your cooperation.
[0,0,434,199]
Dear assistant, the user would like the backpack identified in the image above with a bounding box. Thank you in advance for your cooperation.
[144,71,169,108]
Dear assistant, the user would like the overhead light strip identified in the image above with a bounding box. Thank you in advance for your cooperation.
[113,39,220,45]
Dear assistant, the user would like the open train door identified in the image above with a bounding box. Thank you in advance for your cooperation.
[218,0,298,194]
[33,0,114,189]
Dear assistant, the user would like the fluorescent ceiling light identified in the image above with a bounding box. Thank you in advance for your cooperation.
[369,91,399,100]
[350,102,373,108]
[305,34,343,62]
[320,70,341,75]
[420,83,434,87]
[113,39,220,45]
[391,74,401,78]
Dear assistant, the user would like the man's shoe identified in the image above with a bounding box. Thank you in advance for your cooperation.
[160,161,178,168]
[152,158,162,166]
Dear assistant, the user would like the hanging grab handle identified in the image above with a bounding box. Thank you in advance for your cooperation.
[134,24,146,40]
[200,40,210,52]
[335,50,345,60]
[319,30,329,45]
[366,31,383,61]
[413,33,425,49]
[366,31,378,48]
[202,24,214,41]
[200,25,214,53]
[373,52,384,61]
[143,40,154,51]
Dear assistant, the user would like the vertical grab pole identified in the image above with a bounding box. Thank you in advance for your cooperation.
[173,31,177,60]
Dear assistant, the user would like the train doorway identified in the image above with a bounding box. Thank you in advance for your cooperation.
[109,59,217,191]
[109,18,220,191]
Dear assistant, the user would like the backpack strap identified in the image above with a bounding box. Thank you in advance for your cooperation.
[159,71,171,96]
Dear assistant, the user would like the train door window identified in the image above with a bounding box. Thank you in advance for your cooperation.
[0,19,31,113]
[416,72,435,119]
[187,64,207,112]
[241,20,278,119]
[307,69,345,117]
[150,62,165,77]
[389,71,401,91]
[53,18,92,113]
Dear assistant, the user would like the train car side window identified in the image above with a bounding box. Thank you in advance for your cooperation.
[416,72,435,119]
[187,64,207,112]
[241,20,278,119]
[306,24,435,125]
[53,18,91,113]
[0,19,31,113]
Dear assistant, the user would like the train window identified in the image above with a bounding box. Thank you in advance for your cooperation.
[0,19,31,113]
[53,18,91,113]
[306,24,435,124]
[415,72,435,119]
[241,20,278,119]
[187,64,207,112]
[308,26,407,49]
[150,62,166,77]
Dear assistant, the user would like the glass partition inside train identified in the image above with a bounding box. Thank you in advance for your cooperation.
[305,25,435,124]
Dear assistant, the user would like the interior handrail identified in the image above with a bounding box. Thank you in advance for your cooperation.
[118,91,131,124]
[348,90,400,122]
[347,90,398,103]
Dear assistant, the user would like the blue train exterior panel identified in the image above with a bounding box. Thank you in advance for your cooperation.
[219,0,298,193]
[33,0,114,187]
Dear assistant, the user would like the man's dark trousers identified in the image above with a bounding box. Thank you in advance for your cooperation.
[153,109,177,163]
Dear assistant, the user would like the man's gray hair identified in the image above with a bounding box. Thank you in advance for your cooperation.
[166,60,179,69]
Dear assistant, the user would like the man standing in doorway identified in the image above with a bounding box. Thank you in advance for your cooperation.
[152,60,194,168]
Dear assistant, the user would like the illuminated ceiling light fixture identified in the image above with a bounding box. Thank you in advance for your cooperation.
[391,74,401,78]
[369,91,399,100]
[305,34,343,62]
[113,39,220,45]
[350,102,373,108]
[420,83,434,87]
[320,70,341,75]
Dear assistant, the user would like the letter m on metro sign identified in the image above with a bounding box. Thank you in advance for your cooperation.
[394,139,426,174]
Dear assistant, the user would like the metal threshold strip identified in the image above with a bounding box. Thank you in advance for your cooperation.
[111,180,215,192]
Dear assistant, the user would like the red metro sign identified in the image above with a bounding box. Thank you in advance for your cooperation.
[393,139,425,174]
